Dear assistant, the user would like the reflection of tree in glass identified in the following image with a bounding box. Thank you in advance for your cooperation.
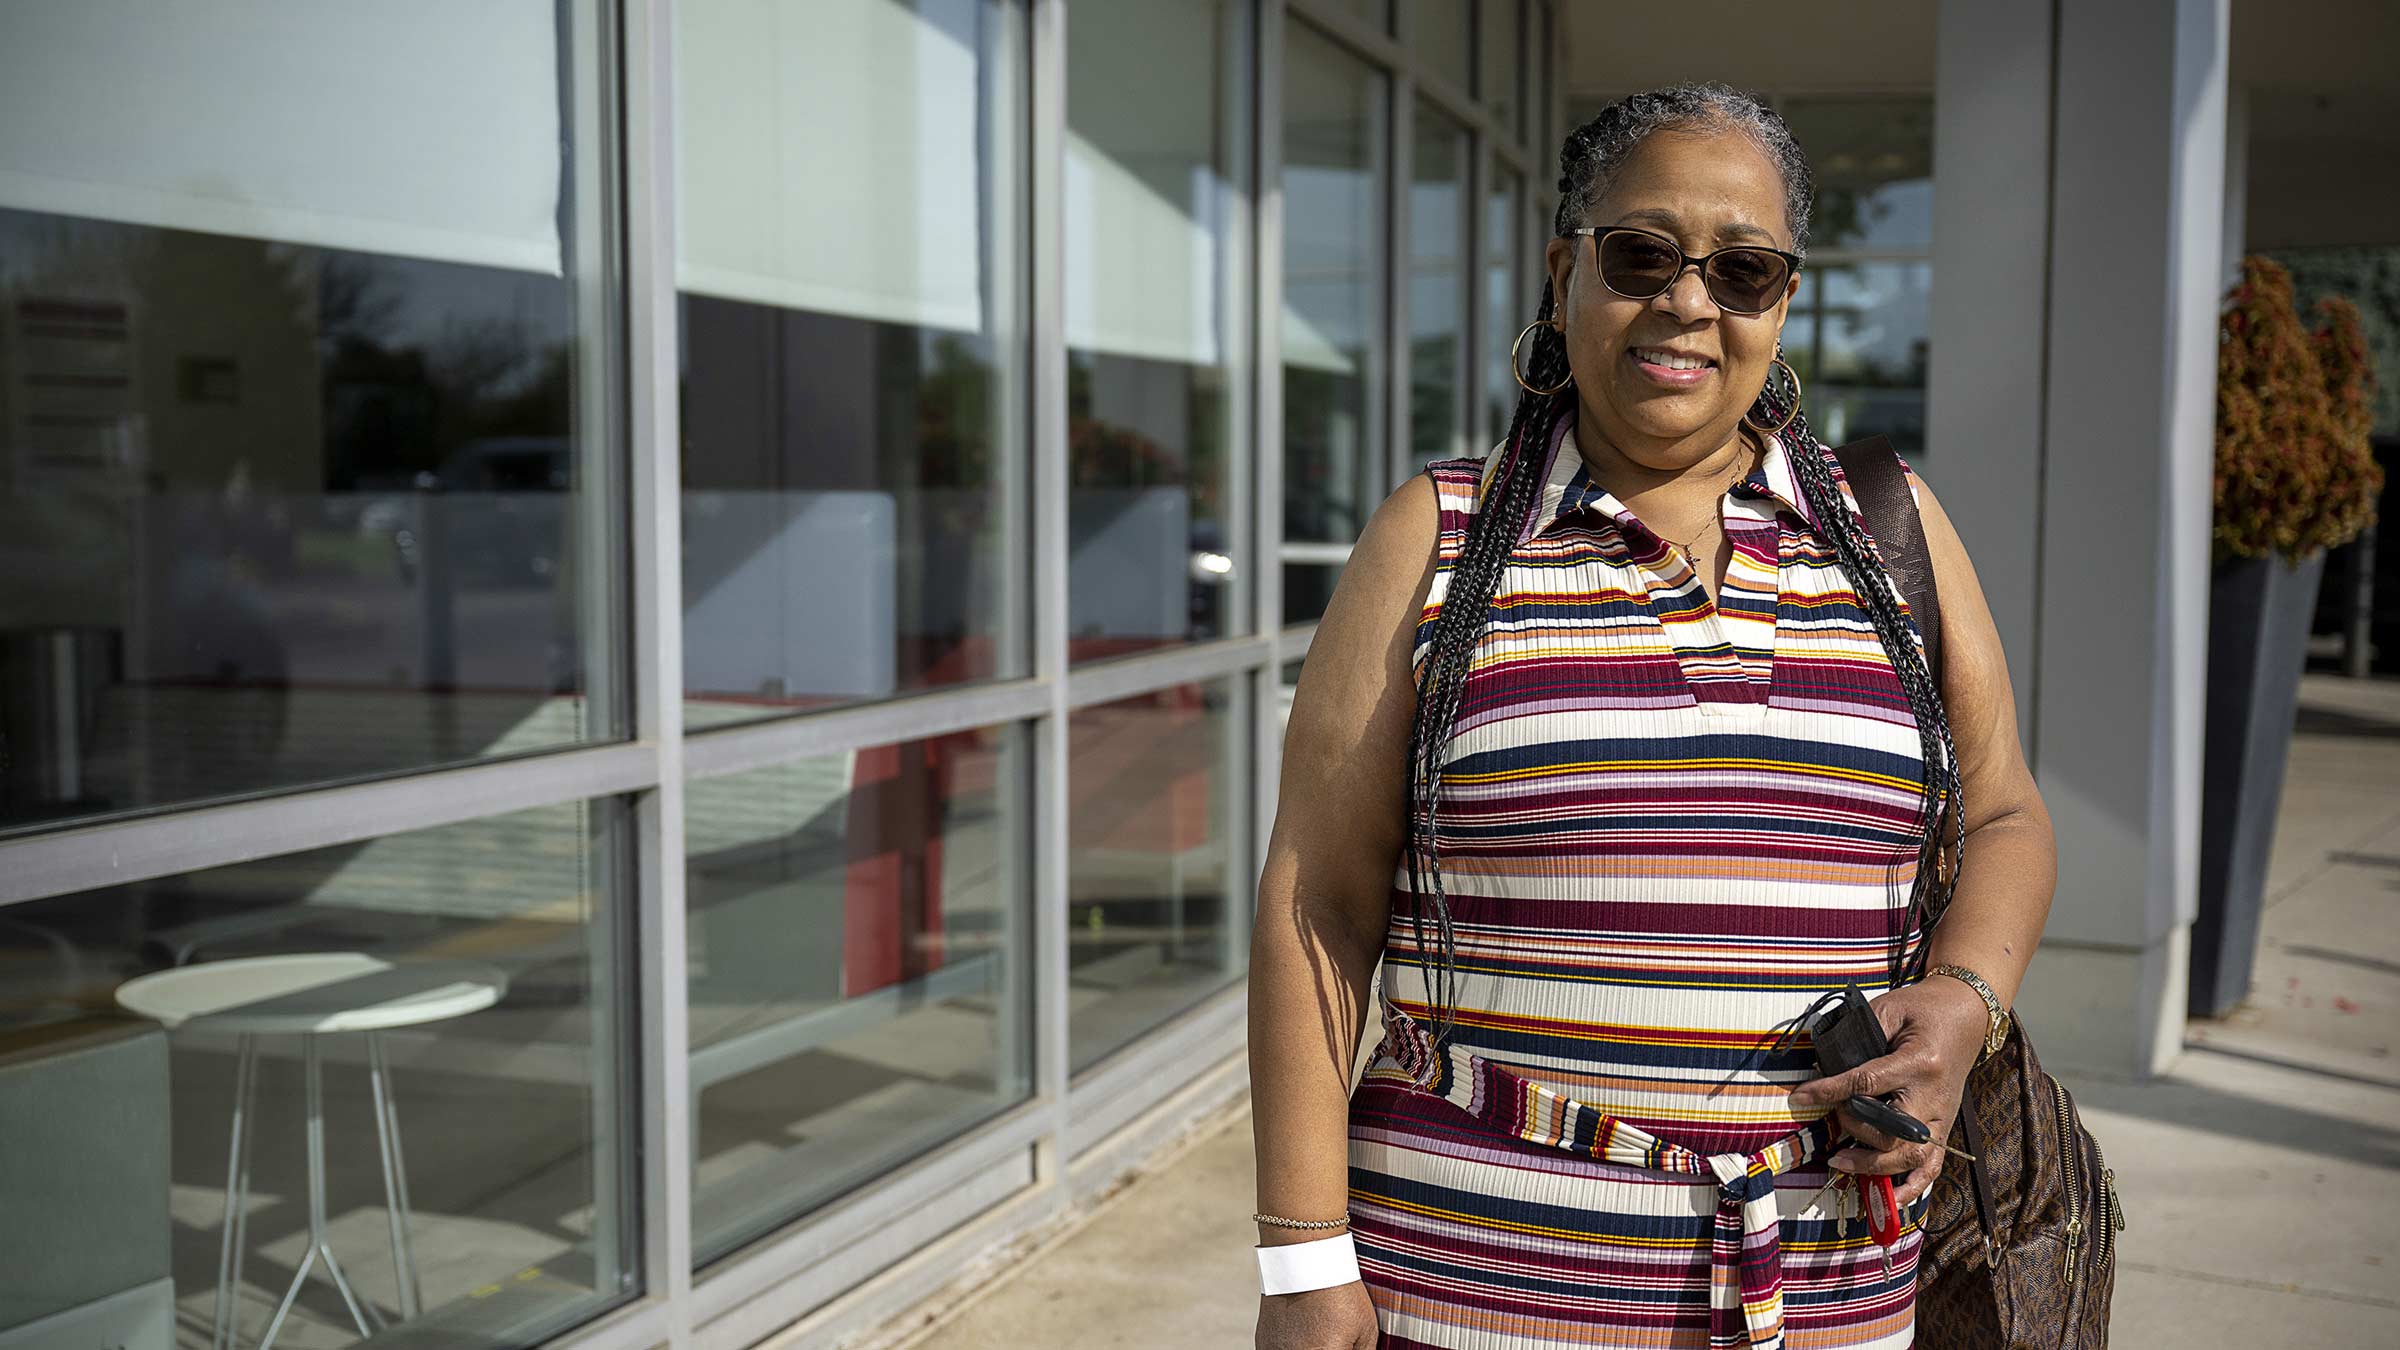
[311,252,572,489]
[910,331,995,489]
[1809,185,1882,255]
[1061,354,1224,522]
[1281,366,1364,542]
[2273,245,2400,436]
[1411,335,1461,462]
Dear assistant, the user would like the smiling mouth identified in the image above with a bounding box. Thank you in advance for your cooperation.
[1628,346,1716,372]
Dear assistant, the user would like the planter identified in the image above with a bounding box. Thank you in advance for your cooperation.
[2190,549,2326,1018]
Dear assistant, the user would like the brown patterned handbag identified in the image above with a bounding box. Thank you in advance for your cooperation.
[1914,1022,2123,1347]
[1832,438,2124,1347]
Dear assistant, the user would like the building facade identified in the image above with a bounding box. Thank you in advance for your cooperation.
[6,0,2392,1347]
[0,3,1559,1348]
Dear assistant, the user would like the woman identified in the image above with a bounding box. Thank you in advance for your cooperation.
[1248,83,2057,1350]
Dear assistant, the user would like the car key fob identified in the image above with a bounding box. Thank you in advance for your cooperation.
[1846,1091,1933,1145]
[1808,984,1891,1075]
[1805,985,1937,1145]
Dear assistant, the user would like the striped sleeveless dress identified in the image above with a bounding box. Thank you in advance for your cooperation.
[1349,416,1935,1350]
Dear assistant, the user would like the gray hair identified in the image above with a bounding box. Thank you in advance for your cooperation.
[1555,82,1817,260]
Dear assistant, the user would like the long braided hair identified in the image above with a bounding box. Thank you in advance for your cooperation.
[1399,83,1965,1056]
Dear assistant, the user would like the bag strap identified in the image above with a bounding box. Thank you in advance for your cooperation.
[1831,435,1943,685]
[1832,437,2001,1261]
[1953,1067,1999,1267]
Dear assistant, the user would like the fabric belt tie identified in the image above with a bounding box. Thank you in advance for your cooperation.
[1377,1002,1836,1350]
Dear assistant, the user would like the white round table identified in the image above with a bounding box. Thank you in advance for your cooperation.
[116,953,508,1350]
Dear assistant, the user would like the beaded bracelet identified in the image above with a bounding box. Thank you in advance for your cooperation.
[1252,1211,1351,1230]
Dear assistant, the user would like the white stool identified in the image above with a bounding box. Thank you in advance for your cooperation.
[116,952,508,1350]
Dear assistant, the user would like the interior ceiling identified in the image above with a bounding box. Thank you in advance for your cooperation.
[1556,0,2399,99]
[1554,0,2400,249]
[1555,0,1934,110]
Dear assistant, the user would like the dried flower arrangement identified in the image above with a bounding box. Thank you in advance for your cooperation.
[2214,255,2384,562]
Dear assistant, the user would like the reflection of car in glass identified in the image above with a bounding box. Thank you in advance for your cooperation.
[358,437,569,587]
[1187,516,1230,640]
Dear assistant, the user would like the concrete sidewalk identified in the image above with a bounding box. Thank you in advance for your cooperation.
[873,674,2400,1349]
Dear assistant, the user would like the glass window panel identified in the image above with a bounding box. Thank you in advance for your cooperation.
[1281,20,1388,627]
[0,798,634,1346]
[1068,678,1246,1074]
[1406,0,1472,95]
[1276,656,1307,737]
[1533,2,1552,150]
[1777,97,1934,252]
[1787,262,1932,460]
[1486,168,1524,445]
[1066,0,1251,661]
[1410,101,1471,471]
[0,3,621,835]
[1336,0,1393,29]
[686,723,1031,1264]
[1480,0,1521,130]
[676,0,1027,729]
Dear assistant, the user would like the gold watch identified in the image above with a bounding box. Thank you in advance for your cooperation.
[1927,963,2011,1062]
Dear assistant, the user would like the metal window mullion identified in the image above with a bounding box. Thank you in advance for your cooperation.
[538,1296,671,1350]
[1288,0,1402,66]
[1280,540,1354,566]
[1468,128,1491,455]
[1413,68,1504,145]
[1493,136,1530,177]
[1027,0,1074,1217]
[1387,75,1413,500]
[1257,0,1290,883]
[1064,635,1274,711]
[1809,247,1936,266]
[682,680,1052,781]
[0,741,658,908]
[1541,0,1559,158]
[1281,619,1320,665]
[1223,0,1258,649]
[566,0,640,1311]
[623,0,692,1338]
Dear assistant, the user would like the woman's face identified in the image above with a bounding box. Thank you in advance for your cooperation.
[1543,127,1801,468]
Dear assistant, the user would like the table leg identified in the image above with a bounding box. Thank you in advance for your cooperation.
[368,1030,423,1320]
[213,1034,258,1350]
[258,1034,375,1349]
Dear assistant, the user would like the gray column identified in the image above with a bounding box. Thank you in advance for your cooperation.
[1929,0,2230,1079]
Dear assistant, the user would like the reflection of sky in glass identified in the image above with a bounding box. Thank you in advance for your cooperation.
[1783,96,1934,253]
[1283,166,1377,369]
[1818,178,1932,252]
[1794,261,1932,386]
[1062,0,1238,367]
[1280,21,1382,373]
[1485,172,1521,443]
[1479,0,1518,127]
[1411,103,1466,341]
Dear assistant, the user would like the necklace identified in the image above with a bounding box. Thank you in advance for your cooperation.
[1657,437,1761,556]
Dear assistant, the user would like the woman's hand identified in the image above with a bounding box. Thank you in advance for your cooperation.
[1256,1282,1379,1349]
[1787,977,1991,1206]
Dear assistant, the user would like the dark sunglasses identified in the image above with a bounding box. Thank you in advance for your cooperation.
[1560,224,1801,315]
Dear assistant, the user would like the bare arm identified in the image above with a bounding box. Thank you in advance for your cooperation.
[1913,475,2056,1007]
[1793,472,2059,1201]
[1248,471,1442,1245]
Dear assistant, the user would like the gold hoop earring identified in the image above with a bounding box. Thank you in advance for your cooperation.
[1511,319,1572,396]
[1743,356,1802,435]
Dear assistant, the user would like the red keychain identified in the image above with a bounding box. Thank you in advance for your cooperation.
[1860,1172,1903,1244]
[1859,1172,1903,1279]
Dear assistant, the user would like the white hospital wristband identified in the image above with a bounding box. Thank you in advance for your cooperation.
[1256,1231,1361,1295]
